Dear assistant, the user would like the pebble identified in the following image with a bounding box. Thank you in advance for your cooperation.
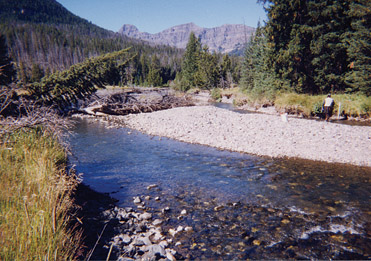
[101,197,180,259]
[133,197,141,204]
[122,106,371,167]
[152,219,163,226]
[139,212,152,220]
[147,184,158,190]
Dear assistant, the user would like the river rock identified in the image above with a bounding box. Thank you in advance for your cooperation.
[120,234,132,245]
[122,106,371,167]
[133,196,141,204]
[147,184,158,190]
[184,226,194,233]
[146,244,166,258]
[166,250,177,261]
[150,231,164,243]
[168,228,177,237]
[152,219,163,226]
[139,212,152,221]
[214,205,224,211]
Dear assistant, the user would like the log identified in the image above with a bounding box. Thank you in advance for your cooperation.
[79,90,194,117]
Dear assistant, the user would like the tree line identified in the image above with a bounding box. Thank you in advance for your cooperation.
[0,23,185,87]
[2,0,369,109]
[240,0,370,97]
[174,32,241,91]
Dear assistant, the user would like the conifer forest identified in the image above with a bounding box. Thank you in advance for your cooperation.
[0,0,370,113]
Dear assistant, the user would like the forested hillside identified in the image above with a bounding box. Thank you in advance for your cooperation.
[0,0,184,86]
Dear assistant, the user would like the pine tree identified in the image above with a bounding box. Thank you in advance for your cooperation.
[17,61,28,84]
[29,48,134,110]
[259,0,369,95]
[147,54,162,87]
[240,23,278,99]
[343,0,371,95]
[194,46,219,89]
[263,0,315,93]
[30,63,44,83]
[308,0,351,93]
[181,32,201,90]
[219,54,232,88]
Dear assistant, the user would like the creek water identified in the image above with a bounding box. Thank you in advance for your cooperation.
[69,117,370,259]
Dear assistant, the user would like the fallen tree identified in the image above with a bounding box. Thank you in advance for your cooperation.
[79,89,194,116]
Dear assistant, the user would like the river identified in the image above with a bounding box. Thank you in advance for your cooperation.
[69,117,370,259]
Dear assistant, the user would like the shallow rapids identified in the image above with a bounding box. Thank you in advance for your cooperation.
[69,118,370,259]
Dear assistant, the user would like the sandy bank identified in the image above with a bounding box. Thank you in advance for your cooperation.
[121,106,371,167]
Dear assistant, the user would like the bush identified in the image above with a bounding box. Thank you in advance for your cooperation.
[211,88,222,101]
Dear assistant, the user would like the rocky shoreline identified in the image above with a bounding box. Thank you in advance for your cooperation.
[118,105,371,167]
[71,105,371,260]
[74,183,186,260]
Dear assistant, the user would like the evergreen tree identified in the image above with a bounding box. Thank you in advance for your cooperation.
[0,34,16,85]
[240,23,278,99]
[17,61,28,84]
[308,0,351,93]
[194,46,219,89]
[147,54,162,87]
[181,32,201,90]
[30,63,44,82]
[219,54,232,88]
[262,0,315,93]
[259,0,370,95]
[29,48,134,110]
[343,0,371,95]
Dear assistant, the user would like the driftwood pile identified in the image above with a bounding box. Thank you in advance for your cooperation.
[80,89,194,116]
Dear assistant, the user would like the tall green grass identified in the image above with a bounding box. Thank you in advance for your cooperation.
[275,93,371,118]
[0,127,81,260]
[215,87,371,118]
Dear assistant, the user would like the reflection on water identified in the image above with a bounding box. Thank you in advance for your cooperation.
[69,118,371,259]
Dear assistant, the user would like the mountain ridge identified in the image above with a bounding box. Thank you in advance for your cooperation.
[119,23,255,54]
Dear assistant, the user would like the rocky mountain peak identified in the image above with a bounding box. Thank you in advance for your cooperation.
[118,23,255,54]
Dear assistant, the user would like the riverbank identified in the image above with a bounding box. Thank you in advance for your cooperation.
[120,106,371,167]
[0,128,81,260]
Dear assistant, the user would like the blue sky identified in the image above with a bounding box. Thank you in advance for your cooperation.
[56,0,267,33]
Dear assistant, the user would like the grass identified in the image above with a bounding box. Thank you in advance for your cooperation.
[275,93,371,118]
[210,87,371,118]
[0,127,81,260]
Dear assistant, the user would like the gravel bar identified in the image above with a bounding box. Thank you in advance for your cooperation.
[122,106,371,167]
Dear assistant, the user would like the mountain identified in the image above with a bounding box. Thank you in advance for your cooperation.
[118,23,255,54]
[0,0,183,86]
[1,0,94,27]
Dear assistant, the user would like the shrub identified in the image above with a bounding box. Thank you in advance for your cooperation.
[210,88,222,101]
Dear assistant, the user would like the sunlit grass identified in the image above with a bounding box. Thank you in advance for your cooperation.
[275,93,371,118]
[0,127,81,260]
[214,87,371,118]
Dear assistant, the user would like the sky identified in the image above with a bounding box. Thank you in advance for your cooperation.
[56,0,267,34]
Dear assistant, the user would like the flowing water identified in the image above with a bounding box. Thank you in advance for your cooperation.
[69,117,370,259]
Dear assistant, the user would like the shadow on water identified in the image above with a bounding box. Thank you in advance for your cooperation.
[69,118,371,259]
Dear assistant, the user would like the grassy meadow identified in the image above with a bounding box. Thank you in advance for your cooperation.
[0,127,81,260]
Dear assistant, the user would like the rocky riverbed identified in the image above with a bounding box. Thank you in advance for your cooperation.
[70,109,371,260]
[118,106,371,167]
